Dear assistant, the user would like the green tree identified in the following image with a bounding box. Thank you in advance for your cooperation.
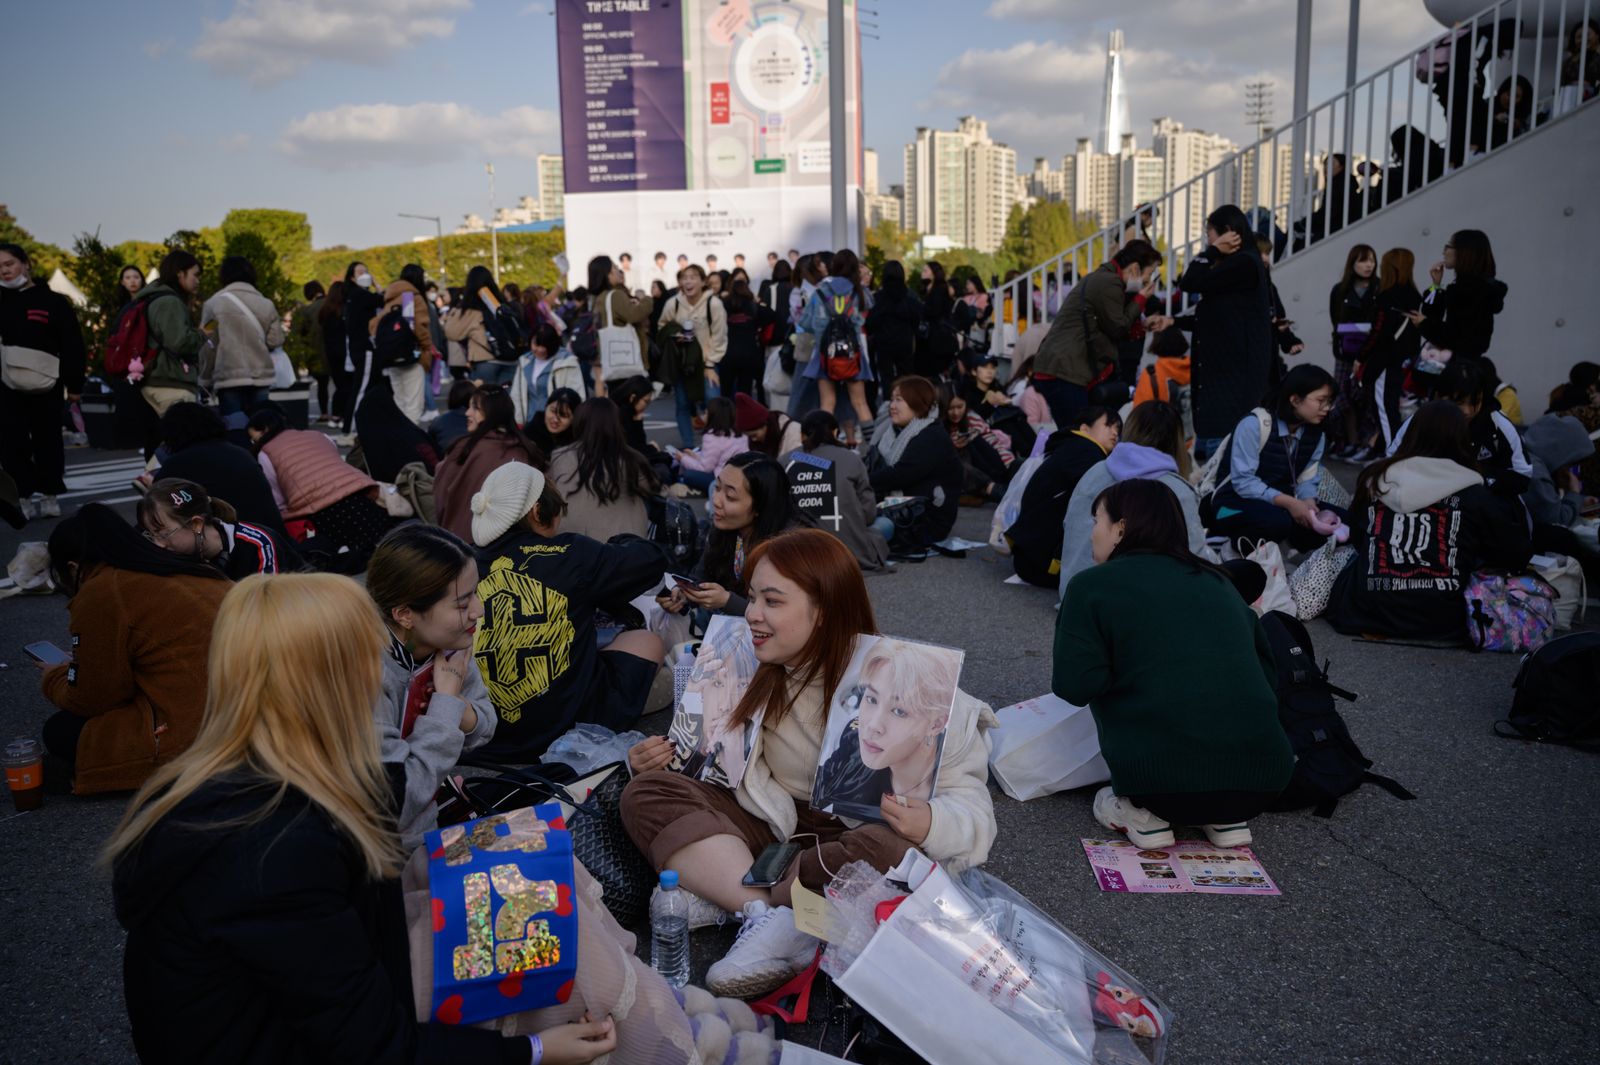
[0,204,68,276]
[67,230,136,370]
[864,218,919,276]
[999,200,1098,277]
[221,229,296,310]
[163,228,220,300]
[221,209,314,280]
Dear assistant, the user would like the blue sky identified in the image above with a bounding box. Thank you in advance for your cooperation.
[7,0,1440,253]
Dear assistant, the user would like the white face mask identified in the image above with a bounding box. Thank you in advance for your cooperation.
[1125,273,1145,294]
[355,273,374,290]
[0,272,29,290]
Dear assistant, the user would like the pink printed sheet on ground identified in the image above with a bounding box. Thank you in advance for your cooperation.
[1082,838,1281,896]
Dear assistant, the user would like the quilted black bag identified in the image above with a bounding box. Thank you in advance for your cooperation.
[438,762,656,927]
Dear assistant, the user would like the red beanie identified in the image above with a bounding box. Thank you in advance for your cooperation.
[733,392,769,434]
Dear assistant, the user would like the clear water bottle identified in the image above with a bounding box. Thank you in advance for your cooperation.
[650,870,691,988]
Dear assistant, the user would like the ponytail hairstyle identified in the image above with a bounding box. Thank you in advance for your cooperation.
[800,409,841,452]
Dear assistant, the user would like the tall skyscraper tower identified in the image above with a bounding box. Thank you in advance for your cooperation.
[1100,30,1131,155]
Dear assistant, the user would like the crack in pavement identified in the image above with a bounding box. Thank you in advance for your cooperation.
[1319,820,1600,1011]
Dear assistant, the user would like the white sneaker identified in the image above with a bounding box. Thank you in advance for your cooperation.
[1202,822,1253,848]
[680,887,730,930]
[37,495,60,518]
[19,495,39,522]
[1093,787,1175,849]
[705,900,818,998]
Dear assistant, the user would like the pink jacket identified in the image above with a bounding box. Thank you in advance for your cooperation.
[259,429,376,518]
[675,432,750,476]
[1020,386,1052,428]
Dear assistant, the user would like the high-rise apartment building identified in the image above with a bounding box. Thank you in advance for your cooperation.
[536,153,564,220]
[1150,117,1236,249]
[903,116,1015,253]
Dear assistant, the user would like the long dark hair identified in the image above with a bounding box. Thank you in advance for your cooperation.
[568,397,658,503]
[702,452,800,594]
[454,387,543,467]
[318,280,346,324]
[116,265,145,309]
[1449,229,1496,281]
[161,402,228,453]
[48,503,226,594]
[464,265,504,315]
[829,247,865,307]
[1336,244,1377,305]
[1092,479,1227,578]
[1354,400,1479,511]
[879,260,908,302]
[587,255,616,295]
[157,250,199,296]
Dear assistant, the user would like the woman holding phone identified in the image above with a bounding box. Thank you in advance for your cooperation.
[622,528,997,999]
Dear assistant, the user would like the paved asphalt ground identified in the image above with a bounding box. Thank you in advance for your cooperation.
[1,404,1597,1064]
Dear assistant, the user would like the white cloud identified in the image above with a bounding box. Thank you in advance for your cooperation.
[279,101,558,169]
[519,2,548,14]
[193,0,470,86]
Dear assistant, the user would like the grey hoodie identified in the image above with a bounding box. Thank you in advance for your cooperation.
[375,640,498,852]
[1520,414,1596,527]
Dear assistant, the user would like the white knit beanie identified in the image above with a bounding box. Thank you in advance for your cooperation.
[470,461,544,547]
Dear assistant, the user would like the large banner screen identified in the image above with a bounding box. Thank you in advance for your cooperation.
[555,0,862,283]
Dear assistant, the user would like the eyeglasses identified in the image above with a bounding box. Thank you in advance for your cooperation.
[142,525,183,544]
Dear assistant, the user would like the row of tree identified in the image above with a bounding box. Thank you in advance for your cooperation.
[863,199,1113,292]
[1,205,564,376]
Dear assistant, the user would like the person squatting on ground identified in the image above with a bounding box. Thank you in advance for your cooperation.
[1054,479,1294,850]
[621,528,997,999]
[1005,406,1121,588]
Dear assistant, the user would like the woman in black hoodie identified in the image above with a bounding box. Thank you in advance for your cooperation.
[1361,248,1425,451]
[864,260,923,385]
[1413,229,1507,364]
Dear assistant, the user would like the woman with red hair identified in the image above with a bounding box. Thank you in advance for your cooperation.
[620,528,997,999]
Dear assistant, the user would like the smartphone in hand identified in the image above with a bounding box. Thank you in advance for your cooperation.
[24,641,69,666]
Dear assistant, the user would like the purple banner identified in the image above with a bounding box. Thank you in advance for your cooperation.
[554,0,687,194]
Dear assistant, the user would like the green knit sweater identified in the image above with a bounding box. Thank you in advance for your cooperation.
[1053,552,1294,798]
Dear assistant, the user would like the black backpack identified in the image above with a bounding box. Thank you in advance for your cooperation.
[371,306,420,370]
[1260,610,1414,816]
[644,495,701,570]
[483,303,529,362]
[567,311,598,364]
[1495,631,1600,749]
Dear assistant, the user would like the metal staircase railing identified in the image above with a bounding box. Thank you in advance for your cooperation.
[988,0,1596,359]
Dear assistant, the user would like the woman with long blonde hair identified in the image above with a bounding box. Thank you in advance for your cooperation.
[107,574,616,1065]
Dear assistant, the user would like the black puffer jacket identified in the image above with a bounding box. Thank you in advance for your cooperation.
[1178,233,1274,439]
[112,774,531,1065]
[868,420,962,544]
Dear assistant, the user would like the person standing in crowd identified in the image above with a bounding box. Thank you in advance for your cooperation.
[246,408,390,571]
[1055,479,1293,849]
[623,529,996,998]
[198,255,283,418]
[798,248,876,436]
[138,478,290,580]
[364,525,497,849]
[863,261,921,386]
[431,386,546,544]
[341,261,383,420]
[315,280,350,426]
[134,250,207,433]
[0,242,83,520]
[115,264,146,308]
[1005,406,1122,588]
[719,273,766,402]
[1058,400,1206,599]
[760,260,795,411]
[445,265,521,388]
[1326,245,1379,459]
[106,572,618,1065]
[1030,241,1170,428]
[783,409,889,570]
[865,375,962,548]
[40,504,230,795]
[1359,248,1424,450]
[471,463,667,765]
[288,280,329,421]
[916,260,958,380]
[1329,401,1533,641]
[1179,206,1275,461]
[546,396,661,542]
[588,254,652,396]
[152,403,293,542]
[367,263,436,427]
[1203,364,1338,553]
[658,453,804,622]
[1411,229,1506,364]
[784,254,827,419]
[658,264,727,446]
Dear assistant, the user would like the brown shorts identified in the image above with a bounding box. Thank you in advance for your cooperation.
[620,769,911,907]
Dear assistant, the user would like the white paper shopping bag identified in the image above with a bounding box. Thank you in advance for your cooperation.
[988,693,1110,801]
